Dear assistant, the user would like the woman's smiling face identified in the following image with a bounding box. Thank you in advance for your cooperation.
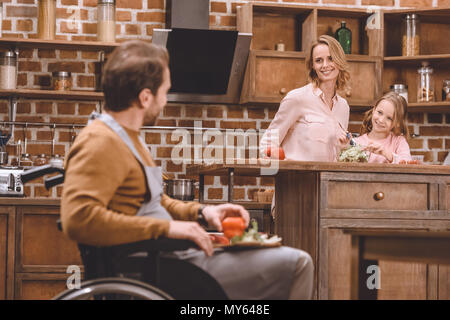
[312,44,339,84]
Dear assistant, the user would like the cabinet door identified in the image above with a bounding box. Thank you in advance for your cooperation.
[439,266,450,300]
[240,50,308,104]
[0,206,15,300]
[14,273,70,300]
[15,206,82,273]
[319,223,443,300]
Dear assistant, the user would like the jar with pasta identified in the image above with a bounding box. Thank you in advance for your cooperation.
[52,71,72,91]
[417,62,434,103]
[402,14,420,56]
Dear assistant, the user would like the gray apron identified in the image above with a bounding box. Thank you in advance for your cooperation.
[88,111,304,300]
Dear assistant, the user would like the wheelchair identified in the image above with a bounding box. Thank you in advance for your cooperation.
[21,165,229,300]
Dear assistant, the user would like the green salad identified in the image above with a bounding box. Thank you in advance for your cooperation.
[338,145,369,163]
[230,219,282,244]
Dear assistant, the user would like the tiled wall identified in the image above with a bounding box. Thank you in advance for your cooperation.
[0,0,449,199]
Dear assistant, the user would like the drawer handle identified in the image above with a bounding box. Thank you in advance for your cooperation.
[374,192,384,201]
[279,88,287,95]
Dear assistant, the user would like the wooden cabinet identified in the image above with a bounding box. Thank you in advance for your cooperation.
[382,9,450,113]
[237,4,450,113]
[0,199,83,300]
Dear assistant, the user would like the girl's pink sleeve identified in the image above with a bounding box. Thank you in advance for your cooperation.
[392,136,413,164]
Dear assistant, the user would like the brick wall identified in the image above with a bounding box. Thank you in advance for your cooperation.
[0,0,448,200]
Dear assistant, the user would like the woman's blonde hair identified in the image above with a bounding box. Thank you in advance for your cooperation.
[360,92,410,139]
[306,35,350,91]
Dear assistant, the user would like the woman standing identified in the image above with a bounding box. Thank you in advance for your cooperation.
[260,35,351,161]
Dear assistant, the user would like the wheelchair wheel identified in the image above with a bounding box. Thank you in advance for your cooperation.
[52,277,174,300]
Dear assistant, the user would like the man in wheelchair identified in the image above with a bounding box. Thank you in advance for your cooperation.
[60,40,314,300]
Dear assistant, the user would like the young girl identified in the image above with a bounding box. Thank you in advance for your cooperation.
[354,92,412,164]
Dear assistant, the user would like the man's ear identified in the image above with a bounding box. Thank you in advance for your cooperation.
[138,88,154,108]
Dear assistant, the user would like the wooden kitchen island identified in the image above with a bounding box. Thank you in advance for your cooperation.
[187,160,450,300]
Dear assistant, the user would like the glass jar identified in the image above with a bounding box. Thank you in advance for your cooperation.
[402,14,420,56]
[442,80,450,102]
[34,154,48,166]
[49,154,64,168]
[417,62,434,103]
[20,153,33,167]
[52,71,72,91]
[0,50,17,90]
[38,0,56,40]
[390,84,408,102]
[97,0,116,42]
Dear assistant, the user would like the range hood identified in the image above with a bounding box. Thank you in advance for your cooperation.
[152,0,251,104]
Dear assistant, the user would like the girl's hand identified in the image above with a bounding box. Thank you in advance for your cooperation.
[364,141,393,162]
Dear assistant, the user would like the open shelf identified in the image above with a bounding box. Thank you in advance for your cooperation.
[0,89,104,101]
[407,101,450,113]
[0,38,119,51]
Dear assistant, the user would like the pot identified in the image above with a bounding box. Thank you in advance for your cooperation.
[165,179,197,201]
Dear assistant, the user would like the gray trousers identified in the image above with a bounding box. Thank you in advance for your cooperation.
[172,246,314,300]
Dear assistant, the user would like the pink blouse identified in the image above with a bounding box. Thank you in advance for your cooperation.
[354,133,412,164]
[260,83,350,162]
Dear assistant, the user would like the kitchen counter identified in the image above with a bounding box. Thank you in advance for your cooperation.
[187,160,450,300]
[0,198,60,206]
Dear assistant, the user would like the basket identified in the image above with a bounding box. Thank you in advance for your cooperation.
[254,189,274,203]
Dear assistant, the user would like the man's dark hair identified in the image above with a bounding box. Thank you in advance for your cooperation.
[102,40,169,112]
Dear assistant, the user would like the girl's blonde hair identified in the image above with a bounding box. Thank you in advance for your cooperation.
[360,92,410,139]
[306,35,350,91]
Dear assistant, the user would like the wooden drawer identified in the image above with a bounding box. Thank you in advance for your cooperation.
[321,172,448,219]
[16,206,82,273]
[0,206,15,300]
[14,273,70,300]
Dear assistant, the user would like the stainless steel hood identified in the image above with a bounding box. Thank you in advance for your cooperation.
[152,28,251,104]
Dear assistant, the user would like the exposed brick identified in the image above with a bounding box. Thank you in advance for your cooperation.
[117,10,132,22]
[61,0,78,5]
[59,131,73,142]
[428,113,443,123]
[1,33,24,39]
[248,107,265,119]
[220,176,257,186]
[408,138,423,149]
[117,0,143,9]
[0,102,8,114]
[82,22,97,34]
[166,160,183,172]
[411,151,434,162]
[446,139,450,149]
[6,6,37,18]
[2,20,12,31]
[185,108,203,118]
[17,73,27,86]
[35,186,51,197]
[178,120,195,127]
[148,0,165,9]
[163,106,181,117]
[137,12,165,23]
[146,24,164,36]
[155,119,176,126]
[17,0,35,4]
[362,0,394,4]
[34,74,51,88]
[268,106,279,119]
[125,24,141,35]
[59,50,78,59]
[38,49,56,59]
[157,146,173,158]
[428,138,443,149]
[79,103,97,115]
[36,102,53,114]
[221,121,256,130]
[217,15,236,27]
[209,15,216,25]
[207,187,223,200]
[400,0,433,6]
[260,176,275,186]
[81,51,99,60]
[36,130,52,140]
[207,107,224,118]
[211,2,227,13]
[408,113,424,123]
[446,114,450,124]
[18,61,41,72]
[145,132,161,144]
[56,8,89,20]
[57,103,76,115]
[71,35,97,41]
[233,188,246,200]
[227,106,243,119]
[60,21,79,33]
[16,19,33,31]
[17,102,31,113]
[438,151,449,162]
[82,0,97,7]
[77,75,95,88]
[50,116,89,125]
[48,62,85,73]
[166,132,185,145]
[419,126,450,136]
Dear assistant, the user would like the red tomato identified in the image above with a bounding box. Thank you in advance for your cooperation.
[407,159,420,165]
[222,217,246,239]
[399,160,407,164]
[265,146,285,160]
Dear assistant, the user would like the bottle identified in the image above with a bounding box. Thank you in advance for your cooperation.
[402,14,420,56]
[335,21,351,54]
[0,50,17,90]
[417,62,434,103]
[97,0,116,42]
[390,84,408,103]
[38,0,56,40]
[442,80,450,102]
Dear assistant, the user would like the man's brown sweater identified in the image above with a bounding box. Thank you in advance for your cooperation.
[61,119,201,246]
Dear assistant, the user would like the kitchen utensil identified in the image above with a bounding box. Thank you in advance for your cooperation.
[338,122,357,146]
[165,179,197,201]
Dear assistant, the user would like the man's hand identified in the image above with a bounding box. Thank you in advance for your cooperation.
[167,220,213,256]
[202,203,250,232]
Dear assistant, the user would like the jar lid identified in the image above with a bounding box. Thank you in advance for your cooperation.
[405,14,419,20]
[417,67,433,74]
[98,0,115,4]
[0,51,16,58]
[52,71,71,77]
[390,84,408,90]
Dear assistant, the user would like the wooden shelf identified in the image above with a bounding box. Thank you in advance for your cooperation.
[384,54,450,66]
[0,38,119,51]
[407,101,450,113]
[0,89,104,101]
